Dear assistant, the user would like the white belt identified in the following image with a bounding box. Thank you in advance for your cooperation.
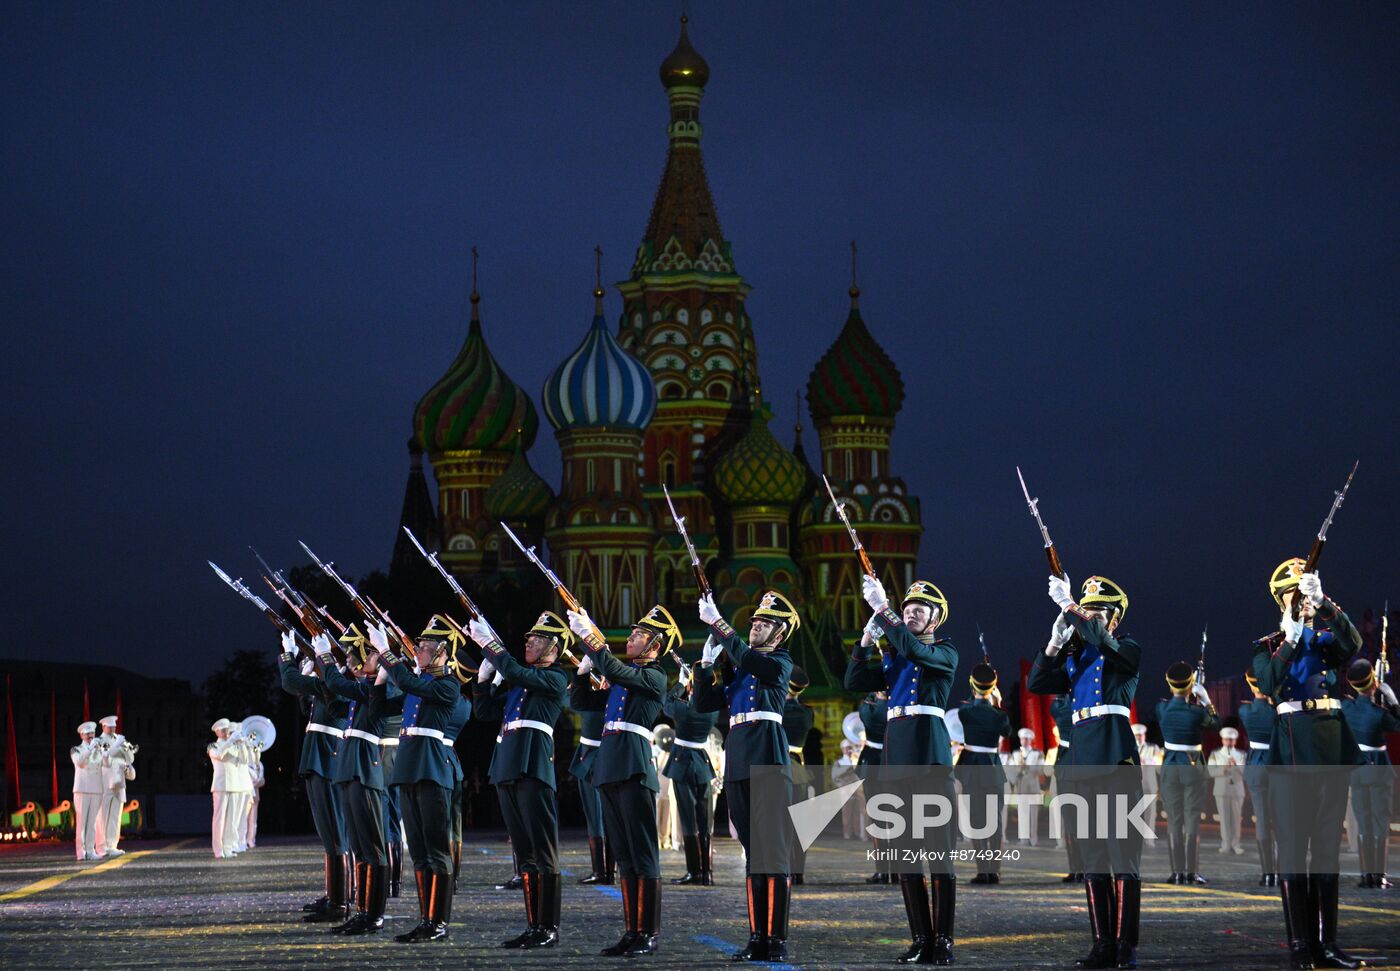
[1359,743,1386,752]
[1164,742,1201,752]
[579,737,601,748]
[730,711,783,727]
[403,726,445,741]
[673,738,708,750]
[1059,741,1071,749]
[962,743,999,754]
[306,723,345,738]
[1072,704,1130,724]
[502,719,555,737]
[604,720,655,742]
[1277,699,1341,715]
[1249,741,1269,750]
[864,740,883,749]
[888,705,945,720]
[788,745,805,754]
[343,728,380,745]
[379,737,399,747]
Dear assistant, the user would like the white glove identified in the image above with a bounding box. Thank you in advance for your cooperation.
[698,594,722,626]
[678,661,692,687]
[312,633,334,657]
[374,666,389,686]
[468,618,496,649]
[477,657,496,682]
[576,654,594,676]
[566,608,594,640]
[280,631,297,655]
[1279,610,1305,644]
[700,634,723,668]
[862,575,889,612]
[368,623,391,657]
[1298,572,1324,606]
[862,616,884,644]
[1380,683,1397,707]
[1048,574,1075,610]
[1047,612,1073,653]
[299,658,315,677]
[492,670,505,686]
[1191,682,1210,704]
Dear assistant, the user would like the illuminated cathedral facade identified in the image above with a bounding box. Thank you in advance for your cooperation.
[399,18,924,757]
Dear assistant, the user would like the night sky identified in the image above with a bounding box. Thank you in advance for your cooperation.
[5,2,1398,699]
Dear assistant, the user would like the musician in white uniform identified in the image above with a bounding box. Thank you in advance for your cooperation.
[209,718,247,859]
[1207,727,1247,855]
[95,715,132,857]
[1004,728,1046,845]
[71,721,104,861]
[245,751,266,850]
[224,723,254,853]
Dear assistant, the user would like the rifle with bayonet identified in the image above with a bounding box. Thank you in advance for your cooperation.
[1196,623,1208,683]
[252,547,349,637]
[297,541,415,663]
[250,550,350,665]
[1377,600,1390,697]
[1016,466,1066,579]
[662,485,711,596]
[976,623,990,665]
[208,560,321,665]
[1293,460,1360,618]
[822,474,876,579]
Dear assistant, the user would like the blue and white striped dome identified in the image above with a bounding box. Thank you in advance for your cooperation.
[543,294,657,431]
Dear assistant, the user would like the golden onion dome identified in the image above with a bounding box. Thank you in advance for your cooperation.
[659,15,710,89]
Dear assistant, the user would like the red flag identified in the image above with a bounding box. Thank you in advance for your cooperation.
[50,690,58,808]
[4,675,21,811]
[1018,658,1055,749]
[83,677,90,722]
[115,687,123,733]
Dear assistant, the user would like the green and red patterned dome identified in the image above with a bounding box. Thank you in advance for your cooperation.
[414,293,539,454]
[484,434,553,521]
[714,408,807,506]
[806,290,904,422]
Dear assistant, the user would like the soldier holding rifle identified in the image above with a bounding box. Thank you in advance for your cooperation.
[1157,661,1219,885]
[1341,656,1398,890]
[664,658,720,886]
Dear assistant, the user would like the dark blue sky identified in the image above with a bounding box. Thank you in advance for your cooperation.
[4,2,1397,693]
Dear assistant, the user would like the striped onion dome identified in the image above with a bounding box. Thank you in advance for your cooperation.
[806,288,904,422]
[484,434,554,521]
[713,408,807,506]
[414,292,539,453]
[542,290,657,431]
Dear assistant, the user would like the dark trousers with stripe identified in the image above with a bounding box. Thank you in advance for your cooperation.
[599,779,660,879]
[1273,769,1351,875]
[726,778,792,875]
[1244,762,1273,847]
[672,775,712,838]
[1073,768,1143,877]
[401,779,453,874]
[1160,763,1207,846]
[498,776,559,876]
[1350,765,1394,845]
[338,778,388,866]
[305,772,347,855]
[577,775,605,839]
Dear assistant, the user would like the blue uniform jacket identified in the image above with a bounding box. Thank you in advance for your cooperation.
[279,656,350,780]
[322,664,403,791]
[693,617,792,782]
[385,662,470,789]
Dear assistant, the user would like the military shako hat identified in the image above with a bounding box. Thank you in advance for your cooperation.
[969,663,998,693]
[902,580,948,623]
[752,590,801,632]
[788,665,810,693]
[1269,557,1306,610]
[419,614,463,649]
[634,604,682,654]
[1080,576,1128,625]
[1166,661,1196,691]
[527,610,577,653]
[1244,667,1259,690]
[339,623,369,666]
[1346,658,1376,691]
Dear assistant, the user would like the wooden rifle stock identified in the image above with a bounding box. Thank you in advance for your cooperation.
[1046,545,1066,581]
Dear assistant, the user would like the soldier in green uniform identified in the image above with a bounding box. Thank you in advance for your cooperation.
[469,610,572,948]
[571,666,613,886]
[1340,658,1398,889]
[371,616,472,944]
[1157,661,1219,885]
[858,576,959,966]
[1029,575,1142,971]
[277,632,352,923]
[956,663,1011,885]
[1253,560,1365,969]
[314,629,401,936]
[1049,694,1084,883]
[567,604,678,957]
[693,589,797,963]
[783,666,815,884]
[664,658,719,886]
[1240,667,1279,886]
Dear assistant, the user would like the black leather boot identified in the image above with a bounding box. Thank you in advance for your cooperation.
[451,840,462,894]
[580,836,608,884]
[1377,834,1394,889]
[388,840,402,898]
[523,872,561,949]
[422,869,451,942]
[672,835,701,885]
[330,861,368,933]
[1184,834,1208,885]
[625,877,661,955]
[355,863,387,934]
[502,870,537,948]
[1113,876,1140,970]
[765,874,790,962]
[730,874,768,962]
[925,874,954,965]
[895,874,931,963]
[601,874,640,955]
[306,853,350,923]
[302,853,334,912]
[1260,838,1277,887]
[699,832,714,885]
[497,849,522,890]
[1357,837,1374,888]
[394,868,432,943]
[1074,875,1117,969]
[1279,875,1315,969]
[1312,873,1365,969]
